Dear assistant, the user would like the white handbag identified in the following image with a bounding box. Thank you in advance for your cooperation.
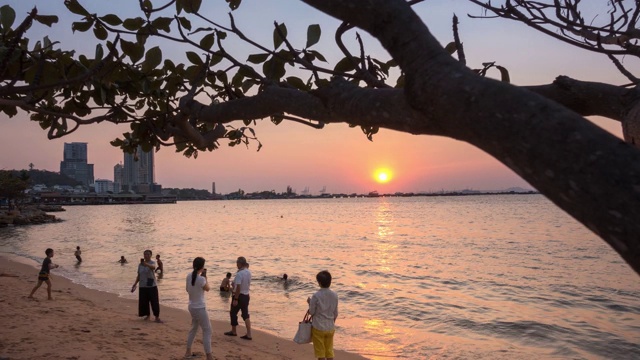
[293,311,313,344]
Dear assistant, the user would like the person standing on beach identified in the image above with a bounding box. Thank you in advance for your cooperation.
[28,248,60,300]
[224,256,252,340]
[185,257,213,360]
[74,246,82,263]
[308,270,339,360]
[130,249,162,322]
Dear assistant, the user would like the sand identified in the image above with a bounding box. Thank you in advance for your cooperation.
[0,256,368,360]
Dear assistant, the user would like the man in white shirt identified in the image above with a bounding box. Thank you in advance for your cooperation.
[223,256,252,340]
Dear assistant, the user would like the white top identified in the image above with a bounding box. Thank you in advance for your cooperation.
[138,260,157,288]
[309,288,339,332]
[233,268,251,295]
[186,272,207,308]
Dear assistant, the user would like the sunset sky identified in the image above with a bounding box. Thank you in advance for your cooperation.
[0,0,626,195]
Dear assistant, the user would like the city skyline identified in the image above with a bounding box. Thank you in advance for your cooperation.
[0,1,625,195]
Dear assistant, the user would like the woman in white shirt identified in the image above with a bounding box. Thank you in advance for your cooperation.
[185,257,213,360]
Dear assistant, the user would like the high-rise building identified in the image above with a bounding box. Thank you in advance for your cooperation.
[113,162,123,193]
[122,146,155,193]
[60,142,94,187]
[212,182,216,195]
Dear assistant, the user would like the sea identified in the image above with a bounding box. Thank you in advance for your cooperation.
[1,195,638,360]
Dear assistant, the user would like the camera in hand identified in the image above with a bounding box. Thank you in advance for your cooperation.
[140,258,145,263]
[202,268,207,277]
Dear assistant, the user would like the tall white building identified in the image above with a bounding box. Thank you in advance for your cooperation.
[122,146,155,193]
[113,162,123,193]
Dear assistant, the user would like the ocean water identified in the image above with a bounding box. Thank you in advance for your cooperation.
[0,195,638,359]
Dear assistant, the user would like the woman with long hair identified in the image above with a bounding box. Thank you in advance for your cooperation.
[185,257,213,360]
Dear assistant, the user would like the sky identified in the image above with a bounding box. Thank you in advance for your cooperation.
[0,0,627,195]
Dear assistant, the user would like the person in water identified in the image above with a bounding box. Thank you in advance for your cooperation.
[155,254,164,274]
[118,256,128,263]
[74,246,82,263]
[220,272,232,291]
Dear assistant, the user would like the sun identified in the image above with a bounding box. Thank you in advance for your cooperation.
[374,168,393,184]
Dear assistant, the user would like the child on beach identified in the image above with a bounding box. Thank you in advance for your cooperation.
[28,248,60,300]
[118,256,128,263]
[307,270,339,360]
[220,272,232,292]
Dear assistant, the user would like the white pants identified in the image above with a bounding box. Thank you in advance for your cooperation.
[187,306,212,354]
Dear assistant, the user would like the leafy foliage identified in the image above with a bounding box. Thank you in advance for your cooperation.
[0,170,29,203]
[0,0,421,158]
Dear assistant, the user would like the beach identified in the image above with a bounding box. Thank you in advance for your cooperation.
[0,256,367,360]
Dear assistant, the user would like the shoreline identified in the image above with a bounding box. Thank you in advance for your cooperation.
[0,255,368,360]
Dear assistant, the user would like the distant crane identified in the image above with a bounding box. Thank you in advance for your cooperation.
[319,186,327,195]
[301,186,310,196]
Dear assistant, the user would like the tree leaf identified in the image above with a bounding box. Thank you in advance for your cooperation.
[308,50,326,62]
[273,23,287,50]
[93,24,108,40]
[142,46,162,72]
[444,42,457,55]
[334,57,357,73]
[34,15,58,27]
[186,51,203,65]
[0,5,16,31]
[286,76,307,90]
[72,20,93,33]
[496,65,510,83]
[152,17,173,33]
[177,16,192,30]
[123,17,145,31]
[306,24,321,48]
[263,57,285,81]
[99,14,122,26]
[247,53,269,64]
[225,0,242,10]
[184,0,202,13]
[200,33,215,50]
[121,39,144,63]
[64,0,90,16]
[95,44,104,60]
[210,53,224,66]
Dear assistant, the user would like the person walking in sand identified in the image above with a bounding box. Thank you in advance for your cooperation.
[308,270,339,360]
[224,256,252,340]
[28,248,60,300]
[155,254,163,274]
[74,246,82,263]
[184,257,214,360]
[131,249,162,323]
[220,272,232,292]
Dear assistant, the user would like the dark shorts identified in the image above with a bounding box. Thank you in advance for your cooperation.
[230,293,250,325]
[38,271,49,281]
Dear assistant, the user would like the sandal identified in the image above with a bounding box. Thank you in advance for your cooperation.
[224,331,237,336]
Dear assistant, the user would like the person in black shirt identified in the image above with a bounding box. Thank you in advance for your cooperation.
[28,248,59,300]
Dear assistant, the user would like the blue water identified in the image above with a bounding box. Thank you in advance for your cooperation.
[1,195,638,359]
